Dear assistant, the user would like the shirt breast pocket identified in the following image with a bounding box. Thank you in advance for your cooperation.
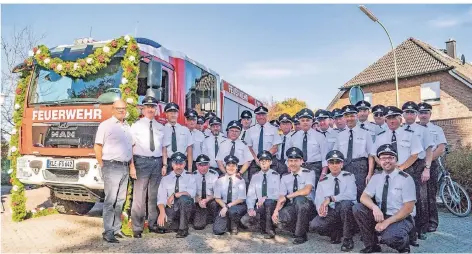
[399,140,411,148]
[264,133,274,145]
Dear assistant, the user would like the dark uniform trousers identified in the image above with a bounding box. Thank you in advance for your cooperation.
[158,196,196,231]
[131,156,163,233]
[192,199,219,230]
[276,159,289,175]
[427,160,439,229]
[302,161,322,185]
[343,158,369,201]
[309,200,355,239]
[213,204,247,234]
[353,203,413,251]
[278,196,316,238]
[404,159,429,234]
[241,199,277,233]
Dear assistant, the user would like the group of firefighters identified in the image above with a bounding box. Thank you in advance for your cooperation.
[93,95,447,253]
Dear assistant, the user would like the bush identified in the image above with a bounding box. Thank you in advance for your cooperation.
[445,145,472,192]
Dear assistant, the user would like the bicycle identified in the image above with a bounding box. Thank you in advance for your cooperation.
[436,147,471,217]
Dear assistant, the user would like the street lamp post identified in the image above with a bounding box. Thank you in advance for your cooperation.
[359,5,400,107]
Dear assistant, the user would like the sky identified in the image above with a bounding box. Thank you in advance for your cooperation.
[2,4,472,109]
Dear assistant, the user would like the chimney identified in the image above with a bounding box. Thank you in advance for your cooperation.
[446,38,456,59]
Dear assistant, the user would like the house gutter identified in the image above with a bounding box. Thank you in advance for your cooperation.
[449,69,472,89]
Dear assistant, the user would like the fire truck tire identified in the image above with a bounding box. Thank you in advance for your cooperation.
[49,190,95,215]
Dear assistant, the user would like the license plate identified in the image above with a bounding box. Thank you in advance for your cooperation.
[47,159,74,169]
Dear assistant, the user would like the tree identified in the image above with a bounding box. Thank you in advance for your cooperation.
[1,26,46,138]
[263,98,307,120]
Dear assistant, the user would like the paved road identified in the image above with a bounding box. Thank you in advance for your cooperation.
[1,187,471,253]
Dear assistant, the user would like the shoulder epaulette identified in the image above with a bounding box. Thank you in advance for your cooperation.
[291,130,299,136]
[193,171,198,174]
[219,174,226,178]
[333,128,338,131]
[405,129,414,133]
[399,171,409,178]
[185,172,192,174]
[209,169,217,174]
[235,175,242,180]
[319,177,328,182]
[283,172,291,176]
[370,121,375,124]
[220,139,227,143]
[272,171,279,175]
[302,169,310,173]
[205,135,211,138]
[377,131,386,136]
[342,172,352,176]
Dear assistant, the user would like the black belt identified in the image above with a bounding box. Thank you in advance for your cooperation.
[134,155,162,159]
[103,160,131,166]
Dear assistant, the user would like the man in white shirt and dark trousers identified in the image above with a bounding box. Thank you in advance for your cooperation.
[185,109,205,172]
[157,152,196,238]
[239,110,253,142]
[130,96,164,238]
[241,151,281,239]
[202,117,226,175]
[353,144,417,253]
[276,113,294,175]
[192,154,219,230]
[162,102,193,175]
[310,150,357,252]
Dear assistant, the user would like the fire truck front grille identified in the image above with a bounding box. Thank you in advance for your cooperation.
[43,169,79,182]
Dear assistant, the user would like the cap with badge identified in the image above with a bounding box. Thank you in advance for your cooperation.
[204,112,216,121]
[195,154,210,165]
[298,108,314,119]
[332,108,344,118]
[224,155,239,165]
[240,110,253,119]
[355,100,371,110]
[292,114,300,124]
[372,105,386,116]
[197,116,205,125]
[209,117,222,126]
[315,109,331,119]
[254,105,269,115]
[270,119,280,128]
[278,113,292,123]
[377,144,398,158]
[286,147,304,159]
[258,150,273,161]
[384,106,403,117]
[184,109,198,119]
[418,102,432,112]
[402,101,419,113]
[226,120,242,131]
[326,150,345,162]
[171,152,187,163]
[142,96,158,106]
[164,102,179,112]
[342,105,359,115]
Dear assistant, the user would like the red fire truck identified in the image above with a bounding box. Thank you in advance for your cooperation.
[14,37,262,214]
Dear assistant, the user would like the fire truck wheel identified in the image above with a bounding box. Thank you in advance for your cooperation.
[49,189,95,215]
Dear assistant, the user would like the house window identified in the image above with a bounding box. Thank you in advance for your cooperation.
[421,81,440,102]
[364,93,372,104]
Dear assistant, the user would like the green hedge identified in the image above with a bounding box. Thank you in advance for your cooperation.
[445,145,472,192]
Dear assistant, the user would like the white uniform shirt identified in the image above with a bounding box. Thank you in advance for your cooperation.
[163,123,193,157]
[318,128,338,151]
[314,170,357,210]
[193,169,219,198]
[358,120,377,141]
[130,117,164,157]
[289,128,329,167]
[364,169,417,216]
[157,171,196,205]
[214,174,246,204]
[373,128,424,165]
[402,123,434,160]
[334,126,374,159]
[279,168,316,200]
[425,122,447,151]
[246,169,281,209]
[277,132,293,161]
[244,122,282,156]
[95,116,134,161]
[216,139,253,166]
[190,129,205,161]
[202,133,226,168]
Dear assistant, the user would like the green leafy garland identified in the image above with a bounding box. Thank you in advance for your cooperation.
[9,36,140,226]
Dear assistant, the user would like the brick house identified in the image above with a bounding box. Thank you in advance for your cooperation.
[327,38,472,148]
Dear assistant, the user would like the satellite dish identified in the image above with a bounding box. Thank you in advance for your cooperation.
[349,86,364,105]
[461,54,466,65]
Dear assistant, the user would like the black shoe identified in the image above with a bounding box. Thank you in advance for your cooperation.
[360,245,381,253]
[176,229,189,238]
[264,230,276,239]
[114,231,128,238]
[398,246,410,253]
[156,228,167,234]
[418,233,427,240]
[341,238,354,252]
[330,232,342,244]
[133,232,142,238]
[230,229,238,235]
[409,238,419,247]
[103,235,119,243]
[149,227,159,233]
[427,226,437,232]
[293,235,308,244]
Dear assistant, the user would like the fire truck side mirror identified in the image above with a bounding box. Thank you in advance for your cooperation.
[147,60,163,100]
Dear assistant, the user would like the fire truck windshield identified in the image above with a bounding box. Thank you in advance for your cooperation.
[28,57,123,105]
